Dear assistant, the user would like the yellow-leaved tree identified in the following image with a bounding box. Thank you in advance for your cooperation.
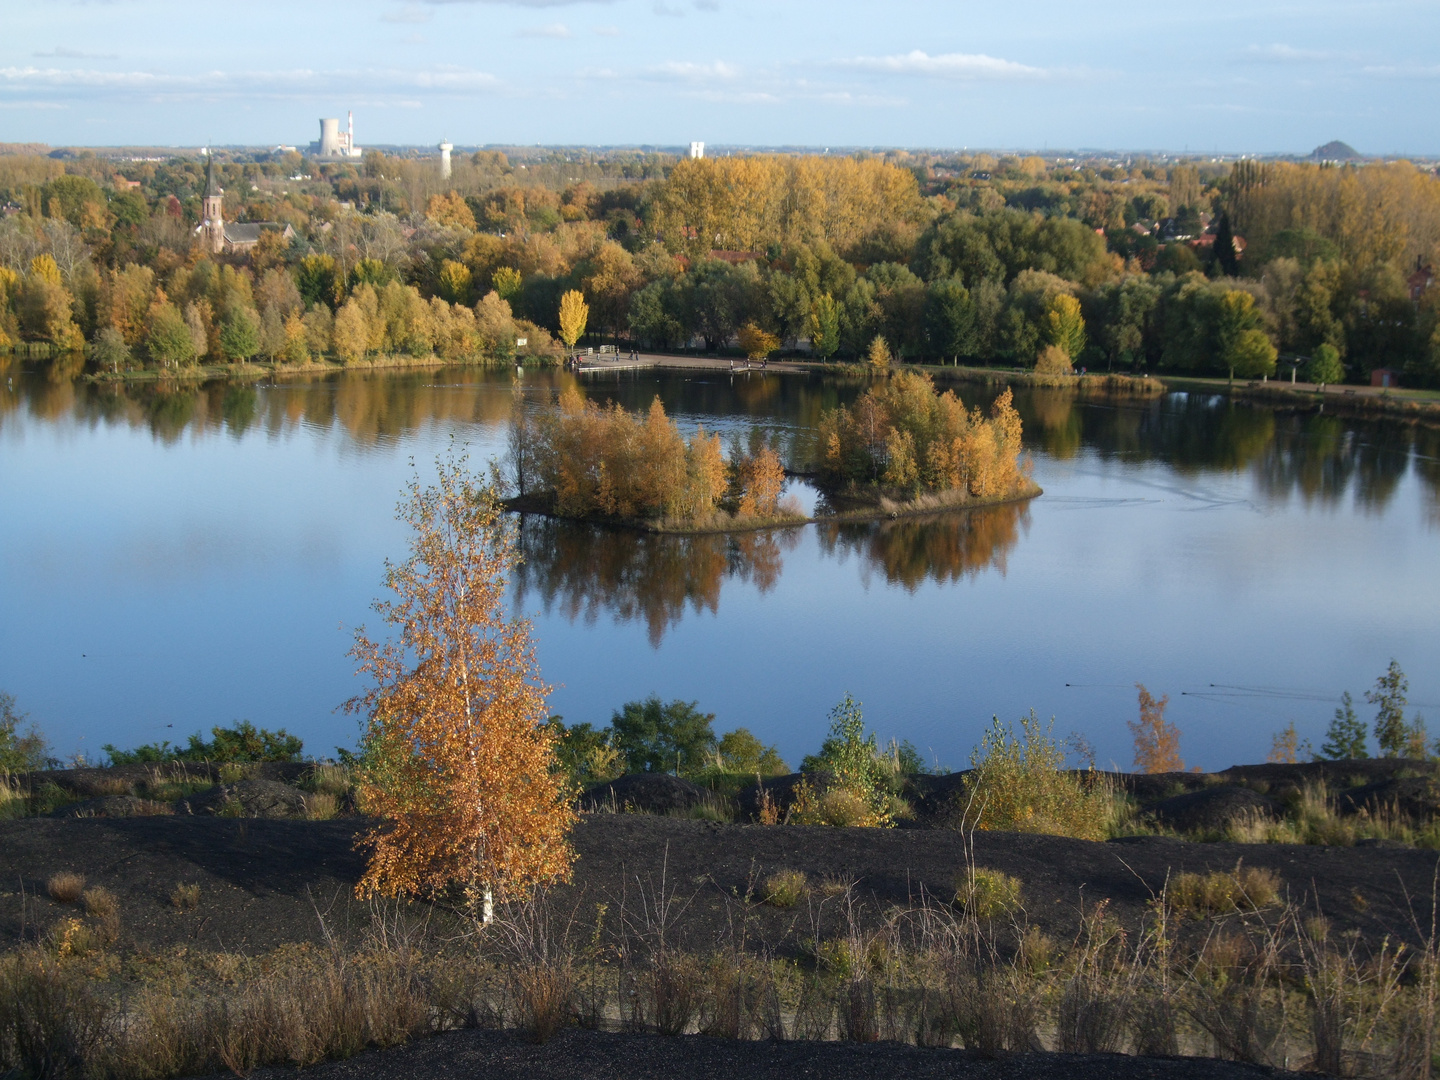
[736,322,779,363]
[347,448,575,918]
[558,289,588,350]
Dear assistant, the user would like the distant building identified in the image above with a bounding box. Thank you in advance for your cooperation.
[1371,367,1402,389]
[689,141,705,160]
[312,112,362,160]
[196,154,295,256]
[439,141,453,179]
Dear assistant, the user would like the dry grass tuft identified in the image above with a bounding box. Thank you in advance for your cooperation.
[955,868,1023,919]
[47,872,85,904]
[81,887,121,945]
[170,883,201,912]
[307,763,351,798]
[762,869,808,909]
[303,793,339,821]
[792,783,885,828]
[216,762,253,784]
[1166,864,1280,917]
[81,886,117,921]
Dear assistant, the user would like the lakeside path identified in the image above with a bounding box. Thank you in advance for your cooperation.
[573,351,811,374]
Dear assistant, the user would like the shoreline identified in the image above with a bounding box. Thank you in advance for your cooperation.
[502,479,1042,535]
[60,350,1440,425]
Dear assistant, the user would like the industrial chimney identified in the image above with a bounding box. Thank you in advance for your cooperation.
[439,141,453,179]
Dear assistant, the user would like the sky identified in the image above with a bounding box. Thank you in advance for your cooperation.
[2,0,1438,154]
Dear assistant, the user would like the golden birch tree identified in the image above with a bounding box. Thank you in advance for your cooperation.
[348,448,575,915]
[558,289,588,349]
[1129,683,1183,773]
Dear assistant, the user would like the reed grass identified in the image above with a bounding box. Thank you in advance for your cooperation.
[2,877,1437,1079]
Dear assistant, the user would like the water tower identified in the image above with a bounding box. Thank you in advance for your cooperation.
[439,140,453,179]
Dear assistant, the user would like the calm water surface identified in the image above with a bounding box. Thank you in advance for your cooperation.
[2,359,1437,772]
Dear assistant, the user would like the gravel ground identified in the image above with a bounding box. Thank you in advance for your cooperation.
[1,814,1436,953]
[233,1027,1318,1080]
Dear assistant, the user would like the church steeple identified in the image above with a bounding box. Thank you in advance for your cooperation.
[200,150,225,254]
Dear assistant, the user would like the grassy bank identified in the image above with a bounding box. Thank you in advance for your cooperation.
[1,852,1433,1079]
[84,352,557,385]
[1159,375,1440,423]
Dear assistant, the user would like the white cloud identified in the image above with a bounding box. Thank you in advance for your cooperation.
[1361,62,1440,79]
[518,22,572,37]
[645,60,739,82]
[838,49,1047,79]
[381,4,432,22]
[32,47,118,60]
[0,66,500,99]
[1241,44,1335,63]
[591,24,620,35]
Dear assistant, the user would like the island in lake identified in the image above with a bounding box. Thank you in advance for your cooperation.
[503,371,1039,533]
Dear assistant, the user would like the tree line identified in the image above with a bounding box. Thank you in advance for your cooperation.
[2,147,1439,382]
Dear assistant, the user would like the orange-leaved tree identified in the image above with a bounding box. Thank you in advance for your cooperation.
[1129,683,1183,773]
[737,446,785,517]
[347,447,575,917]
[737,322,779,363]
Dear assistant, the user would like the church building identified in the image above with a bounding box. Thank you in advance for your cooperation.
[197,155,294,256]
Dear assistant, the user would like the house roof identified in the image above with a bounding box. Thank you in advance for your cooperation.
[223,222,293,246]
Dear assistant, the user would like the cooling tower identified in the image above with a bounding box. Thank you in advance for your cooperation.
[318,118,341,158]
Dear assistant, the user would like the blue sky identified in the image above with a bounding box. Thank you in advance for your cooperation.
[3,0,1437,153]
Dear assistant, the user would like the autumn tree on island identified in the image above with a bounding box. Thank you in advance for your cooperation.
[817,372,1028,500]
[348,449,575,918]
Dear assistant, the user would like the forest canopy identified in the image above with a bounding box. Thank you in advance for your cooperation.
[2,145,1440,384]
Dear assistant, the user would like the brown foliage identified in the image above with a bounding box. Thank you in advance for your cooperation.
[348,450,575,903]
[649,155,926,259]
[529,389,728,523]
[1129,683,1183,773]
[736,446,785,517]
[819,373,1026,499]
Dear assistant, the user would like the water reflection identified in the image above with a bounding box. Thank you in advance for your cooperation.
[1005,387,1431,514]
[512,501,1028,645]
[513,517,798,647]
[1,362,1434,515]
[817,502,1030,592]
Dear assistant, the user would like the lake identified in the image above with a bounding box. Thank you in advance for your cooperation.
[2,358,1437,774]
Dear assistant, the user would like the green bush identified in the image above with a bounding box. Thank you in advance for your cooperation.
[0,692,51,772]
[956,712,1114,840]
[762,869,809,908]
[609,696,716,776]
[103,721,303,766]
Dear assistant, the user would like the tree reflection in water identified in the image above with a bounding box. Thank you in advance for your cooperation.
[1,362,1435,516]
[512,501,1028,645]
[512,517,798,648]
[816,501,1029,593]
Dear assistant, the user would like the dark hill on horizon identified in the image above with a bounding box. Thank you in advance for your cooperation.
[1311,139,1363,160]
